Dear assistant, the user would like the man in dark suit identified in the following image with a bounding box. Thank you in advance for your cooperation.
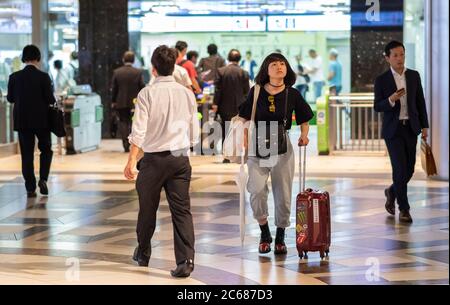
[374,41,429,223]
[213,49,250,163]
[7,45,56,198]
[111,51,145,152]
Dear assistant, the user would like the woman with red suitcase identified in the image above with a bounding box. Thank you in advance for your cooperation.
[239,53,314,255]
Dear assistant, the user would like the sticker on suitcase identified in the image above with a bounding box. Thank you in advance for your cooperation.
[296,203,308,245]
[313,199,320,223]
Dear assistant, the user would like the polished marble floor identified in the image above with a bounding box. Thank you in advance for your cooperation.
[0,134,448,285]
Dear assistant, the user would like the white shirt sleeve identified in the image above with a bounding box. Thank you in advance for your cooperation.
[128,91,150,148]
[184,70,193,87]
[189,91,200,146]
[388,97,396,107]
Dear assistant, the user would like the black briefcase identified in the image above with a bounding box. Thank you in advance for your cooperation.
[49,104,67,137]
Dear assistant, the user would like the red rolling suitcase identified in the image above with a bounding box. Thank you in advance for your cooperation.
[296,146,331,260]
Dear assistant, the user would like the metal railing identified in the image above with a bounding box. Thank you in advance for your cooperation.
[329,94,386,155]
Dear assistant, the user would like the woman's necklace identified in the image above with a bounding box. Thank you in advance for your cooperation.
[269,83,285,88]
[267,83,285,113]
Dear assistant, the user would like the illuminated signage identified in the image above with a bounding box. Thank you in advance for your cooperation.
[136,15,266,32]
[267,14,350,31]
[351,11,403,27]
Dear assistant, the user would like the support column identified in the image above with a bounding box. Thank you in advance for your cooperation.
[350,0,403,92]
[78,0,129,137]
[32,0,49,71]
[426,0,449,181]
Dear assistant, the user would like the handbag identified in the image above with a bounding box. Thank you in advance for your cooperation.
[254,89,289,159]
[223,85,261,164]
[420,139,437,177]
[49,103,66,137]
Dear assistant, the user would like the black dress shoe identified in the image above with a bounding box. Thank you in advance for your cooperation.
[27,191,37,198]
[274,242,288,255]
[38,180,48,196]
[222,159,231,164]
[384,188,395,215]
[399,210,413,223]
[132,247,151,267]
[170,259,194,278]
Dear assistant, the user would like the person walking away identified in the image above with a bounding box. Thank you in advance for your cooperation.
[124,45,200,277]
[111,51,145,152]
[7,45,55,198]
[212,49,250,163]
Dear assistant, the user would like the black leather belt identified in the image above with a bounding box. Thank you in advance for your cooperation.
[400,119,409,125]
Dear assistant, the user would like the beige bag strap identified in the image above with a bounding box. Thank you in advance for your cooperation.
[251,85,260,123]
[247,85,260,158]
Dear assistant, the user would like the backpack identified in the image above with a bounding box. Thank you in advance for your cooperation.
[177,60,188,67]
[298,64,310,83]
[70,63,81,85]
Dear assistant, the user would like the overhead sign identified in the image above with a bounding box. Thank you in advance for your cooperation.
[136,15,267,33]
[267,14,350,31]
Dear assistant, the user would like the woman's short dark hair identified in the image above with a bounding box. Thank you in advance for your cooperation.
[228,49,241,63]
[207,44,218,56]
[151,45,176,76]
[21,45,41,63]
[254,53,296,87]
[384,40,405,57]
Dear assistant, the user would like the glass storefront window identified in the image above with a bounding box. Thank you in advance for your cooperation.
[404,0,425,82]
[0,0,32,96]
[48,0,79,82]
[0,0,31,145]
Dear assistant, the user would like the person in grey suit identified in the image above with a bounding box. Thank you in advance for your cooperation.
[213,49,250,163]
[374,41,429,223]
[111,51,145,152]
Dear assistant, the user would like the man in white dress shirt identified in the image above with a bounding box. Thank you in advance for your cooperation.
[124,45,200,277]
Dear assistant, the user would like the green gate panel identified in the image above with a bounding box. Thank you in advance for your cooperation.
[316,95,329,155]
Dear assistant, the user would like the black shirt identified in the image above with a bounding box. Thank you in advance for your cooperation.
[238,86,314,130]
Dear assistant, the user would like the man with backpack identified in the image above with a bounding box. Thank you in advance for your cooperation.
[175,41,201,94]
[65,51,80,85]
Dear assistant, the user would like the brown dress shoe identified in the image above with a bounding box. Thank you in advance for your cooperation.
[399,210,413,223]
[384,188,395,215]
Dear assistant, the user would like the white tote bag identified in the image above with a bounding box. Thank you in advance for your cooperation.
[223,85,260,164]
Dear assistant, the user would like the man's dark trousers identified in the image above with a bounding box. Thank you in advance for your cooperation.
[117,108,132,151]
[18,129,53,192]
[384,120,418,212]
[136,151,195,265]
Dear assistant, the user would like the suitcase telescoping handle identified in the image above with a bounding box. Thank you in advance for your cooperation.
[299,146,307,192]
